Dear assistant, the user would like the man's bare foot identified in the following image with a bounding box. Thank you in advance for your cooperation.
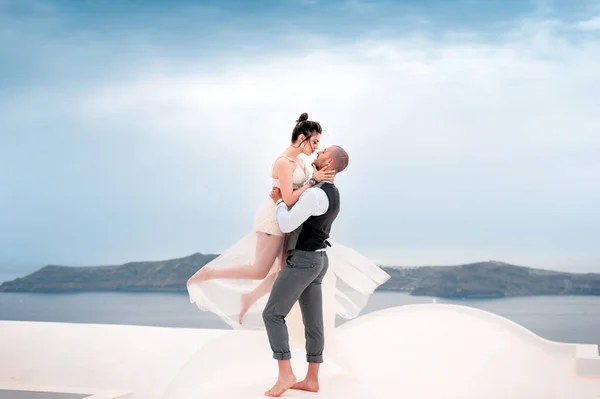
[238,293,253,324]
[264,374,296,397]
[291,379,319,393]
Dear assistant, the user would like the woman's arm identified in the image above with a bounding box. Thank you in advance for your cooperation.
[273,158,311,207]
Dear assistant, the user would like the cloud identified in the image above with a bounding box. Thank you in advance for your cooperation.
[1,2,600,272]
[575,16,600,31]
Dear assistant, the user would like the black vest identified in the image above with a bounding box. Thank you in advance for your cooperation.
[295,182,340,251]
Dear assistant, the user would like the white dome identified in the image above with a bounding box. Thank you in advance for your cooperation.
[329,303,600,398]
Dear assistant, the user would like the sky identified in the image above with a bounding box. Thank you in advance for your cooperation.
[1,0,599,276]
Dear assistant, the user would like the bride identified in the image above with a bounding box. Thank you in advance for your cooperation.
[186,112,390,351]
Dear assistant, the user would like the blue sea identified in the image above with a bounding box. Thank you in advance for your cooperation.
[1,289,599,348]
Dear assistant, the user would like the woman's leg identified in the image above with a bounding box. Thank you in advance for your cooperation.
[238,234,290,324]
[188,232,283,284]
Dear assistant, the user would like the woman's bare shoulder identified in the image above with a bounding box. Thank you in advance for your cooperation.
[273,155,296,168]
[272,155,296,179]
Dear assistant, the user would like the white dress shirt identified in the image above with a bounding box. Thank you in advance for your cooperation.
[275,183,331,234]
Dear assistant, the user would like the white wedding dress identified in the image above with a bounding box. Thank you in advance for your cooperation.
[172,155,390,397]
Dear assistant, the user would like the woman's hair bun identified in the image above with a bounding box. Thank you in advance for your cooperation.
[296,113,309,124]
[290,112,322,142]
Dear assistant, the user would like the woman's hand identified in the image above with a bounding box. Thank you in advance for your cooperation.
[270,187,282,203]
[312,163,335,183]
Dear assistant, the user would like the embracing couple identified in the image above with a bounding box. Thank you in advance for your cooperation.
[187,113,389,396]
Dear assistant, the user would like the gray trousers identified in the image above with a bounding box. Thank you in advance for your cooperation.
[262,249,329,363]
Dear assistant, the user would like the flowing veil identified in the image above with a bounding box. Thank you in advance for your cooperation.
[186,231,390,334]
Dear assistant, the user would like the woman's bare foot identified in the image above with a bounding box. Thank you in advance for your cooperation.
[238,293,254,324]
[291,378,319,393]
[264,374,296,397]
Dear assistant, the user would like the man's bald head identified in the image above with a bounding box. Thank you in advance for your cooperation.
[328,145,349,173]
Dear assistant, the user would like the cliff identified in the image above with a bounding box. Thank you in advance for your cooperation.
[379,261,600,298]
[0,253,217,292]
[1,255,599,298]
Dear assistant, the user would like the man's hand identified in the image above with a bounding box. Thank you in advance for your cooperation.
[270,187,282,203]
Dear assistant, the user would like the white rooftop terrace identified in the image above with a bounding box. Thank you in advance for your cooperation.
[1,303,599,398]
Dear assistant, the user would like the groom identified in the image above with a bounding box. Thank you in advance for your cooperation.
[262,145,350,397]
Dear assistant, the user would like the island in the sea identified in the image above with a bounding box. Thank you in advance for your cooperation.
[1,253,599,298]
